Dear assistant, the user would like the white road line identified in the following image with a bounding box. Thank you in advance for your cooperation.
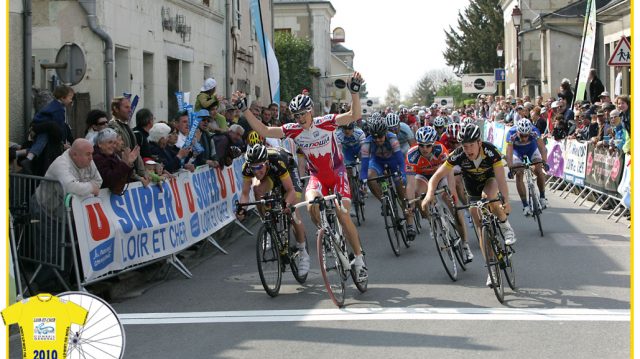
[118,307,629,325]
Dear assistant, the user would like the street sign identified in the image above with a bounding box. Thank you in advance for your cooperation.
[494,68,505,81]
[608,36,631,66]
[461,74,496,94]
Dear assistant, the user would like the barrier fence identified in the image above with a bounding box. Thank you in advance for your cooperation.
[482,120,631,223]
[9,157,247,295]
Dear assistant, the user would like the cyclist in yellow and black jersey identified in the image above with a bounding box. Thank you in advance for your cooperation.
[422,124,516,287]
[237,144,309,275]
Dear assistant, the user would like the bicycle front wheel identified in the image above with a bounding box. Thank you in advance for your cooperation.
[256,226,282,297]
[414,206,422,234]
[482,224,504,303]
[351,176,363,226]
[317,229,346,307]
[496,225,516,290]
[530,184,544,237]
[59,291,126,359]
[431,215,458,281]
[383,197,401,256]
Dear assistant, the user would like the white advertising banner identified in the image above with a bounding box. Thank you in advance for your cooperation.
[563,140,588,186]
[72,158,245,282]
[461,75,497,94]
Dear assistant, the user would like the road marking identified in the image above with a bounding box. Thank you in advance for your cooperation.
[118,307,629,325]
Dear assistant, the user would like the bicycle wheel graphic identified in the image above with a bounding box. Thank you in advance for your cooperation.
[58,291,126,359]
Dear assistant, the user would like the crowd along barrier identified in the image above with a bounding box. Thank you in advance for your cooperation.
[481,120,629,223]
[69,157,246,286]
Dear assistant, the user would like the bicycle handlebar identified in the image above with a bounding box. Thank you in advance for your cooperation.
[510,160,544,170]
[291,193,346,224]
[368,172,400,182]
[407,193,426,205]
[455,197,503,211]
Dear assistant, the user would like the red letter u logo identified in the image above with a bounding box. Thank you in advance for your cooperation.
[85,203,110,241]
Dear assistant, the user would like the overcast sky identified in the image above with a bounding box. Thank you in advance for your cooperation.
[330,0,471,100]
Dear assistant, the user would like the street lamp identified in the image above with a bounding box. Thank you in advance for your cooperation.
[496,43,503,96]
[511,5,522,97]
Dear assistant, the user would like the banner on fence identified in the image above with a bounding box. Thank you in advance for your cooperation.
[72,158,245,282]
[585,144,624,194]
[618,155,631,208]
[482,120,511,154]
[545,139,565,178]
[563,140,588,185]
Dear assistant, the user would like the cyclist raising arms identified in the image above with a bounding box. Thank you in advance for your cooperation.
[232,71,367,281]
[361,118,408,217]
[386,112,416,155]
[236,144,310,275]
[423,124,515,286]
[506,118,548,216]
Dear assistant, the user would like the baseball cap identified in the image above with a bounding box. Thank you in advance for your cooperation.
[609,109,621,117]
[551,101,560,109]
[196,109,211,118]
[540,107,547,115]
[516,105,524,110]
[143,157,158,165]
[599,91,610,98]
[201,78,217,92]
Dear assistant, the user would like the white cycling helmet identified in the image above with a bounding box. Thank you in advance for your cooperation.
[418,110,426,117]
[462,117,475,126]
[289,94,313,114]
[385,113,401,128]
[516,118,533,134]
[433,116,447,127]
[415,126,439,144]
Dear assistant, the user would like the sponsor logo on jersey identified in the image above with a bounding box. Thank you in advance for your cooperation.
[33,318,56,341]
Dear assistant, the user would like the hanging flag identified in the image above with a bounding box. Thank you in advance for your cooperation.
[574,0,596,105]
[250,0,280,108]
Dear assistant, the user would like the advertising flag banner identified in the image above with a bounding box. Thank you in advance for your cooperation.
[574,0,596,104]
[250,0,280,106]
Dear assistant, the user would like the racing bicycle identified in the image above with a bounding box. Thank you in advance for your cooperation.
[370,167,409,256]
[512,155,545,236]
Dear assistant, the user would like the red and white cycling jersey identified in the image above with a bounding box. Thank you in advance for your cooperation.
[281,114,346,175]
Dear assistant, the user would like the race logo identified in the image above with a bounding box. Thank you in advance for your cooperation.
[33,318,56,341]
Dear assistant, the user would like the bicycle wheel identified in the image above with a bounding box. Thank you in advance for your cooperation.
[256,226,282,297]
[430,214,458,281]
[382,197,401,256]
[58,291,126,359]
[390,187,410,248]
[350,175,362,226]
[358,185,366,222]
[288,229,308,285]
[440,204,467,270]
[317,228,346,307]
[495,224,516,290]
[530,184,544,237]
[413,206,422,234]
[482,224,504,303]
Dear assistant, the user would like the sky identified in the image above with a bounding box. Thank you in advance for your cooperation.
[329,0,471,100]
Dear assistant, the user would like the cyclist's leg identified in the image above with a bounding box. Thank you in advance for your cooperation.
[484,177,516,244]
[414,174,430,219]
[366,159,385,201]
[531,149,546,199]
[438,176,468,244]
[305,175,325,227]
[291,191,306,244]
[512,154,527,207]
[463,178,485,255]
[333,169,363,256]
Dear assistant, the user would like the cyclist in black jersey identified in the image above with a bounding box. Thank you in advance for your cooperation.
[422,124,516,287]
[237,144,309,275]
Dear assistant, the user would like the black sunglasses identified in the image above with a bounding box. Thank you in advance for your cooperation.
[419,143,433,148]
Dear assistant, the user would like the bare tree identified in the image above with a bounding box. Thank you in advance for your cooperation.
[383,85,401,109]
[408,69,458,106]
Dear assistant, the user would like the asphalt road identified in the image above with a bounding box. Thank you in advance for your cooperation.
[9,177,631,358]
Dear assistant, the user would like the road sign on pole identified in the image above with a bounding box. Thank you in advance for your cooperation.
[494,68,505,82]
[608,36,631,66]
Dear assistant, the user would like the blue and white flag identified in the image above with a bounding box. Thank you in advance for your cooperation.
[250,0,280,108]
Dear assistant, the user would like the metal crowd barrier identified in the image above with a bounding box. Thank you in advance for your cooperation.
[545,175,629,226]
[9,174,83,295]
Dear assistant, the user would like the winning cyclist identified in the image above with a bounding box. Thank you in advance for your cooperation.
[440,123,472,226]
[506,118,549,215]
[231,71,367,281]
[423,124,515,287]
[386,112,415,154]
[236,144,310,275]
[361,118,408,221]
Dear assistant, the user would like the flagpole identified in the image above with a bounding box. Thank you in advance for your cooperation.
[572,0,591,108]
[256,0,273,104]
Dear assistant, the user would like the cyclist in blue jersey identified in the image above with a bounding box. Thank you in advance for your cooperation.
[360,118,407,215]
[336,122,366,166]
[506,118,549,216]
[385,113,415,154]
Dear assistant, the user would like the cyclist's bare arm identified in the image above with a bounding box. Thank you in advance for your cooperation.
[240,179,252,204]
[335,72,363,126]
[493,163,510,209]
[423,164,452,209]
[232,91,284,139]
[280,175,297,206]
[505,143,514,168]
